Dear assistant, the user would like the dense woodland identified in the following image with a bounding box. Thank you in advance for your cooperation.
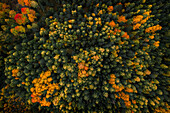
[0,0,169,112]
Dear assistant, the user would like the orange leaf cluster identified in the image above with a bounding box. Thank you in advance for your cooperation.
[117,15,127,23]
[68,19,75,23]
[96,3,99,7]
[21,8,36,22]
[107,6,113,12]
[40,97,51,107]
[153,41,160,47]
[134,77,140,82]
[24,0,31,6]
[98,10,103,15]
[121,32,130,39]
[109,20,116,27]
[115,92,131,107]
[31,70,60,107]
[91,55,100,61]
[154,103,170,113]
[78,62,89,78]
[16,2,36,23]
[95,17,102,25]
[144,69,151,75]
[108,73,139,108]
[12,69,19,77]
[109,74,124,92]
[18,0,24,6]
[145,25,162,33]
[112,84,124,92]
[28,13,36,22]
[125,88,134,93]
[109,74,116,84]
[15,26,26,33]
[141,16,150,24]
[133,23,141,30]
[133,15,143,24]
[117,3,122,5]
[111,28,121,35]
[114,28,121,33]
[133,12,151,25]
[143,11,152,16]
[18,0,31,6]
[31,94,41,103]
[149,35,154,39]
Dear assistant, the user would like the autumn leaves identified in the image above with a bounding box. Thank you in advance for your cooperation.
[10,0,37,36]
